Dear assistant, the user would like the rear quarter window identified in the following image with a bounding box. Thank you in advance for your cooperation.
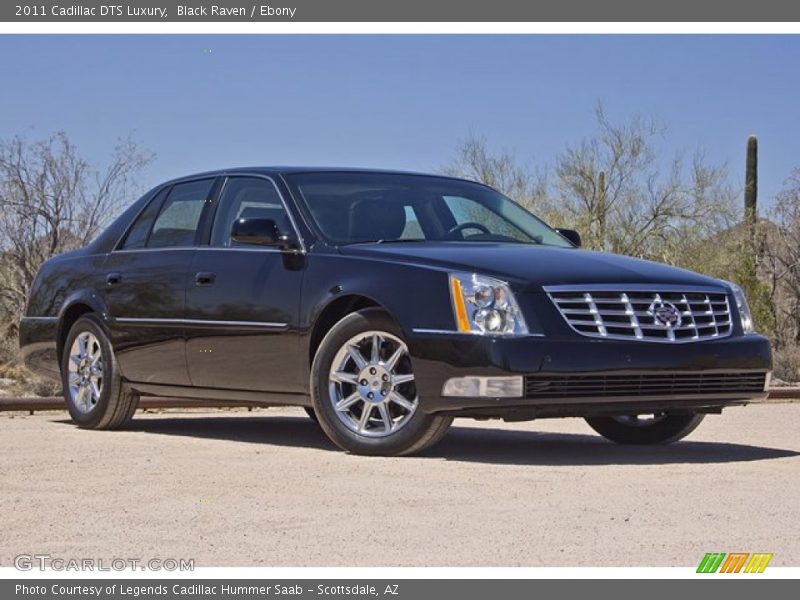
[120,187,169,250]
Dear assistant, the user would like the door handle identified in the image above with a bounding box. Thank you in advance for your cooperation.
[106,272,121,286]
[195,272,216,286]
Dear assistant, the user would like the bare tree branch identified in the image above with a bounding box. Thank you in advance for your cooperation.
[0,132,154,326]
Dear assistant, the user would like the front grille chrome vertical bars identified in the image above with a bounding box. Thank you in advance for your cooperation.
[680,293,699,341]
[705,295,720,337]
[545,285,734,344]
[584,292,607,337]
[621,292,643,340]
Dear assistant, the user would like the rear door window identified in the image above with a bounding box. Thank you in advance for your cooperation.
[147,179,214,249]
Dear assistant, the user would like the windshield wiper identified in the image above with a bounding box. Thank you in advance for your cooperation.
[345,239,428,245]
[375,238,428,244]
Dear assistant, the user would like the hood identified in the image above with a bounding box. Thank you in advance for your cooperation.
[339,242,725,292]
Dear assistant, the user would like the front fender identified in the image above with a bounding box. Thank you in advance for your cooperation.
[302,253,454,339]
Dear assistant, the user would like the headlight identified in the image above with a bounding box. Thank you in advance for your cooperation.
[729,282,755,334]
[449,273,528,336]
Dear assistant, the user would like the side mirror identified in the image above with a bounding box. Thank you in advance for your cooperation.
[556,228,582,247]
[231,218,291,248]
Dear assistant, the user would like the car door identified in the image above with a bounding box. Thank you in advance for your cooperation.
[103,178,217,385]
[184,175,306,393]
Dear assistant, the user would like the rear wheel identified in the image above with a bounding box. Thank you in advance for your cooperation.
[311,308,452,456]
[585,413,705,445]
[61,314,138,429]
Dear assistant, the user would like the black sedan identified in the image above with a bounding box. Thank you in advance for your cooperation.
[20,168,773,455]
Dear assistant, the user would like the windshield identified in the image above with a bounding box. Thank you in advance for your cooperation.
[285,172,572,248]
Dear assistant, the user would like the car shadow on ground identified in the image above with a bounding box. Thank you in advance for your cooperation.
[65,413,799,467]
[427,425,799,466]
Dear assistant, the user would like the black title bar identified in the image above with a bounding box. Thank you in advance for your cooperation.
[4,1,800,22]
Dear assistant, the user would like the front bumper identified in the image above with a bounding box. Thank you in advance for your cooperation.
[406,331,772,416]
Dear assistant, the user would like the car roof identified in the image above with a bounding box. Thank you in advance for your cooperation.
[159,166,480,186]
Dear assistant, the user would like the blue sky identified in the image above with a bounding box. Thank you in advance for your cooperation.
[1,35,798,206]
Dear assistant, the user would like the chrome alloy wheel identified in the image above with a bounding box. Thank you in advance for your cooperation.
[612,413,667,427]
[328,330,418,437]
[67,331,104,414]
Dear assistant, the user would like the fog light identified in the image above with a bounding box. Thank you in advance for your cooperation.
[442,376,524,398]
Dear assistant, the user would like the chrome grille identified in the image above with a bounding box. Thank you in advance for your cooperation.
[545,286,733,343]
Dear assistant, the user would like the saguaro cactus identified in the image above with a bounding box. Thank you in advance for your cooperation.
[744,136,758,284]
[745,135,758,237]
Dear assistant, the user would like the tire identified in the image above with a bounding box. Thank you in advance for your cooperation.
[61,314,139,430]
[303,407,319,423]
[311,308,452,456]
[585,413,705,445]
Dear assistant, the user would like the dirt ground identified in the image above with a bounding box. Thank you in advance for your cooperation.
[1,404,798,567]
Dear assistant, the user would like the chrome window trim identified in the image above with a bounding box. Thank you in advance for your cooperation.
[110,247,208,254]
[110,173,307,255]
[112,246,293,255]
[113,317,288,330]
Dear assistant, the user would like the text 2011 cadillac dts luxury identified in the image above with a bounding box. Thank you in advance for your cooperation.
[19,168,773,455]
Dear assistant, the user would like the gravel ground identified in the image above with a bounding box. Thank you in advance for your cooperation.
[1,404,798,567]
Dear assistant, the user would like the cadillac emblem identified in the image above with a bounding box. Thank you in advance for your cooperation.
[649,300,682,328]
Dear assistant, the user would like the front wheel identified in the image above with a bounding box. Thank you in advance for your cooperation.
[585,413,705,445]
[311,308,452,456]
